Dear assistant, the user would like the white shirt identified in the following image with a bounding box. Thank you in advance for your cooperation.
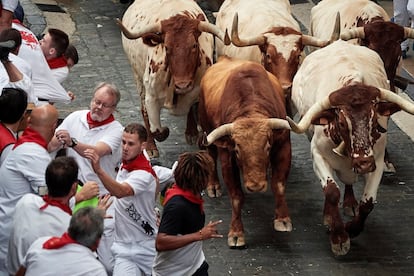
[114,168,158,242]
[12,22,71,104]
[111,166,158,275]
[7,194,71,275]
[57,110,123,195]
[1,0,18,12]
[8,53,38,106]
[22,236,108,276]
[0,142,51,274]
[51,66,70,84]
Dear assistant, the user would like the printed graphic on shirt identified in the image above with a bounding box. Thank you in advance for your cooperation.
[125,203,155,236]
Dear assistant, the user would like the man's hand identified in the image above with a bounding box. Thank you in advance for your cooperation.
[67,91,76,101]
[97,194,113,218]
[84,148,101,173]
[75,181,99,203]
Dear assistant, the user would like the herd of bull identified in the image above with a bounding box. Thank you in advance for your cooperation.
[115,0,414,256]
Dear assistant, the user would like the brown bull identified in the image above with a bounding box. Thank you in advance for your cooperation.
[198,56,292,248]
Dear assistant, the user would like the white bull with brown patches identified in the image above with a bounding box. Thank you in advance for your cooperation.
[117,0,230,157]
[289,40,414,256]
[310,0,414,92]
[215,0,337,115]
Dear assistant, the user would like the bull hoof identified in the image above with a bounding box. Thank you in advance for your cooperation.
[206,186,222,198]
[330,234,350,256]
[228,236,246,249]
[185,133,198,145]
[343,205,358,217]
[153,127,170,142]
[274,218,292,232]
[383,161,396,174]
[146,148,159,159]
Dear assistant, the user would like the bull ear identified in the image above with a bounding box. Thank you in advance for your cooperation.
[376,102,401,116]
[311,109,336,125]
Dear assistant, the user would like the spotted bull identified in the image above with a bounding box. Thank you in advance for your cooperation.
[117,0,230,157]
[310,0,414,92]
[198,56,292,248]
[215,0,337,115]
[289,40,414,256]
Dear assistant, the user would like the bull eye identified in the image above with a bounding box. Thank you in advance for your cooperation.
[266,53,271,62]
[192,43,198,52]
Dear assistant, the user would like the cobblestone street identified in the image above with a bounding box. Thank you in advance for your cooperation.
[21,0,414,274]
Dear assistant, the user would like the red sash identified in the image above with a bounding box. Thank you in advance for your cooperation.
[13,127,47,150]
[43,232,78,249]
[47,56,68,69]
[86,112,115,129]
[163,184,204,213]
[121,153,157,179]
[0,123,16,155]
[39,195,72,216]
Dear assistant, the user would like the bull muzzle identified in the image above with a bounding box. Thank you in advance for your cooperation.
[174,81,194,94]
[352,156,376,174]
[245,180,268,193]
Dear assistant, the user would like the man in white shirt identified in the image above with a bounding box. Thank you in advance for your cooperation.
[16,207,108,276]
[48,82,124,273]
[0,104,58,274]
[85,123,159,275]
[12,21,73,104]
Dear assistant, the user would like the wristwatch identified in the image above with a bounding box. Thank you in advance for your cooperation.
[70,137,78,148]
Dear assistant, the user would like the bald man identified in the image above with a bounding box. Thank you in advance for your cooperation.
[0,104,58,273]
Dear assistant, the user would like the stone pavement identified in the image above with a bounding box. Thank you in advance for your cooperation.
[20,0,414,275]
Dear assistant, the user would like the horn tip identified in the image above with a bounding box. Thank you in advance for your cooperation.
[286,116,305,134]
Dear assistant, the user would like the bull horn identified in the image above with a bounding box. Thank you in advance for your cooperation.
[303,13,340,47]
[332,141,346,157]
[302,35,331,47]
[340,27,365,41]
[199,21,231,45]
[286,96,332,133]
[231,12,266,47]
[206,123,234,145]
[268,118,291,130]
[404,27,414,39]
[378,87,414,114]
[116,18,161,40]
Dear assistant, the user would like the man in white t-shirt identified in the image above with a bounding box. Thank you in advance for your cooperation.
[0,104,58,274]
[0,27,38,106]
[12,21,73,104]
[48,82,124,274]
[6,156,78,275]
[16,207,108,276]
[85,123,158,276]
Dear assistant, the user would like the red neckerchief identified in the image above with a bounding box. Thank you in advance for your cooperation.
[12,19,25,27]
[86,112,115,129]
[43,232,78,249]
[13,127,48,150]
[47,56,68,69]
[0,123,16,153]
[39,195,72,216]
[121,153,157,178]
[163,184,204,213]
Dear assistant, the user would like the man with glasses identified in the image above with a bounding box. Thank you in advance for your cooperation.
[48,82,123,274]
